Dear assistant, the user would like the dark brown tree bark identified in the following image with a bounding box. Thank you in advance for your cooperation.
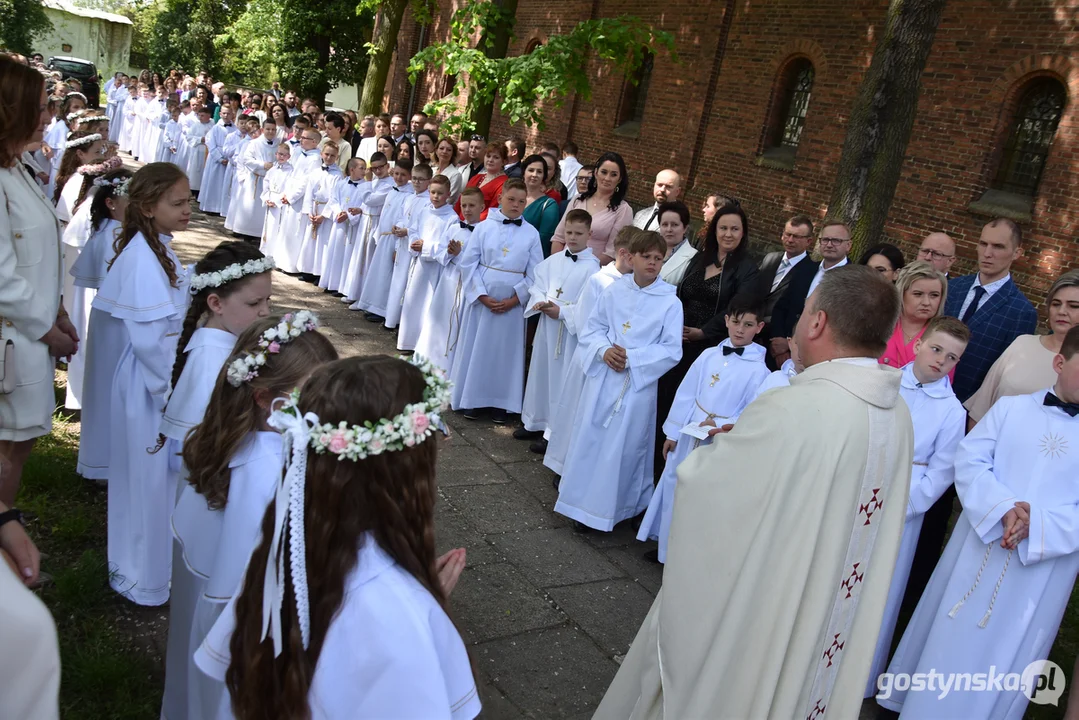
[359,0,410,116]
[467,0,519,138]
[826,0,947,258]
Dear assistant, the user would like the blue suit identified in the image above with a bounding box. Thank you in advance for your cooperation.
[944,274,1037,402]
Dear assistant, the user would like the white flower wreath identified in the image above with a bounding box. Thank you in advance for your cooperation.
[64,133,102,149]
[225,310,318,387]
[190,256,276,294]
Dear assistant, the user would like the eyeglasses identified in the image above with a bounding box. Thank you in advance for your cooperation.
[369,163,387,170]
[819,237,850,246]
[918,248,954,260]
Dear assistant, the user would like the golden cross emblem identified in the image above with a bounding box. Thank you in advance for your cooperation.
[710,373,720,387]
[554,287,564,299]
[501,246,509,257]
[621,321,631,334]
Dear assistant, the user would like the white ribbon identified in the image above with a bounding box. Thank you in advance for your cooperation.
[263,402,318,656]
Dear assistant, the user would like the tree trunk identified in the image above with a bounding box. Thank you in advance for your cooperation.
[826,0,946,258]
[467,0,519,138]
[310,31,332,106]
[359,0,410,116]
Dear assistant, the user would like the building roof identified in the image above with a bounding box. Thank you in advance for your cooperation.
[42,0,133,26]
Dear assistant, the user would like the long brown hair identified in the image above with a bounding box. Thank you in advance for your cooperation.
[181,316,337,509]
[0,55,45,167]
[109,162,187,287]
[52,129,101,204]
[226,356,459,719]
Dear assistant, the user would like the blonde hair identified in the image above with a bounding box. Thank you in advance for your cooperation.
[895,260,948,318]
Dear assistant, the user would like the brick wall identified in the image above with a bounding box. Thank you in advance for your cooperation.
[386,0,1078,304]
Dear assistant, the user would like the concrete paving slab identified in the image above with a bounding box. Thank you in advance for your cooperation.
[435,500,505,568]
[438,444,511,486]
[502,459,561,507]
[451,563,566,644]
[547,579,657,655]
[601,546,664,596]
[489,528,624,588]
[441,483,567,535]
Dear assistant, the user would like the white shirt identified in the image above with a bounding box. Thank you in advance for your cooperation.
[560,156,583,200]
[771,250,808,291]
[957,273,1011,320]
[807,255,848,296]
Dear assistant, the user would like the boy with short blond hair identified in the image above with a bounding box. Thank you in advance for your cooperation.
[554,231,683,531]
[385,163,433,329]
[351,157,415,319]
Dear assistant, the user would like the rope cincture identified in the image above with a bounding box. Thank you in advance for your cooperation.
[947,542,1014,628]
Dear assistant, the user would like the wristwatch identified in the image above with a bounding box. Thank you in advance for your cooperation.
[0,508,24,529]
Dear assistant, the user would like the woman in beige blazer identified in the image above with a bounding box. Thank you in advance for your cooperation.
[0,55,79,506]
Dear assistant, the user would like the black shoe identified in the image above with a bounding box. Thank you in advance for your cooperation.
[364,313,384,323]
[551,475,560,491]
[461,408,483,421]
[572,521,592,534]
[513,427,541,441]
[491,409,508,424]
[529,438,548,454]
[642,549,660,564]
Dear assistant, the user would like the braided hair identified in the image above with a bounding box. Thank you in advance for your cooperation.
[108,162,186,287]
[89,168,133,233]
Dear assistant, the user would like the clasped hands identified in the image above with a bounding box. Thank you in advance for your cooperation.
[1000,502,1031,550]
[478,294,519,314]
[40,310,79,359]
[531,300,560,319]
[603,344,627,372]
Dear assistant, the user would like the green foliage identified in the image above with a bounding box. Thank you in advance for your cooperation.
[147,0,236,77]
[408,0,676,135]
[0,0,53,55]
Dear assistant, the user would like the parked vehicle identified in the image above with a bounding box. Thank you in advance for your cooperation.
[48,56,101,107]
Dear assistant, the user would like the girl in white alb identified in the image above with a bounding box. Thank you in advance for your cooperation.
[258,143,293,258]
[194,355,479,720]
[90,163,191,606]
[162,312,336,720]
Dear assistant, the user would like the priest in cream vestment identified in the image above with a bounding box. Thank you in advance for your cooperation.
[595,265,914,720]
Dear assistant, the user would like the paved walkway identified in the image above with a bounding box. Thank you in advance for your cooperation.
[173,201,661,718]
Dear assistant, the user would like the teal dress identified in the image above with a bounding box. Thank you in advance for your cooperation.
[523,195,561,257]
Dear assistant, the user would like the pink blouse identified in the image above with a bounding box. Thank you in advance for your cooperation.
[879,320,955,380]
[550,197,633,260]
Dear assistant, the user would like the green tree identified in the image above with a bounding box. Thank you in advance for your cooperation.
[148,0,233,76]
[357,0,436,115]
[408,0,676,136]
[0,0,53,55]
[826,0,947,257]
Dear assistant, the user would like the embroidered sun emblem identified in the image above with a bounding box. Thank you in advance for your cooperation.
[1040,433,1069,459]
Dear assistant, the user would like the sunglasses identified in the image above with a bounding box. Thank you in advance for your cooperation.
[470,134,486,142]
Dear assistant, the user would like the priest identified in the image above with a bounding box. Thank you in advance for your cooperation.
[594,264,913,720]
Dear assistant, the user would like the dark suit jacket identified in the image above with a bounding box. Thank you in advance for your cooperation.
[757,251,807,322]
[504,162,523,178]
[768,257,822,340]
[944,274,1038,402]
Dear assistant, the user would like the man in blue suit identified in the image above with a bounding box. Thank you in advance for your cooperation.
[899,216,1037,629]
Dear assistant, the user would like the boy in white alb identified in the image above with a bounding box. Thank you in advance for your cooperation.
[414,187,483,374]
[543,227,634,474]
[296,142,341,278]
[339,153,393,303]
[351,158,415,320]
[450,180,543,423]
[384,164,432,330]
[230,118,278,239]
[156,104,183,165]
[223,119,257,229]
[272,128,322,272]
[259,143,292,257]
[517,208,600,451]
[880,325,1079,720]
[319,158,369,293]
[398,173,458,351]
[554,231,682,531]
[864,316,969,699]
[197,105,238,215]
[637,300,770,561]
[183,107,215,196]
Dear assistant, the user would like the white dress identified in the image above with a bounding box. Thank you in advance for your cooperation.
[172,112,196,175]
[554,274,683,530]
[448,209,543,413]
[352,184,415,315]
[43,119,69,200]
[164,431,281,720]
[297,166,343,274]
[60,182,96,410]
[259,162,293,257]
[273,149,320,272]
[197,122,238,214]
[636,340,770,560]
[92,232,189,605]
[864,364,965,697]
[183,120,215,191]
[230,138,278,238]
[520,247,601,432]
[194,533,482,720]
[156,119,183,165]
[318,178,370,292]
[542,263,624,474]
[384,191,431,329]
[118,99,138,153]
[881,389,1079,719]
[340,176,394,302]
[414,221,475,374]
[222,136,253,226]
[397,202,459,350]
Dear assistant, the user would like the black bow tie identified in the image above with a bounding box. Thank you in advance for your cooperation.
[503,218,523,226]
[460,221,475,231]
[565,250,578,262]
[1044,392,1079,417]
[722,346,745,356]
[348,179,360,186]
[322,165,331,172]
[224,123,232,127]
[392,185,400,191]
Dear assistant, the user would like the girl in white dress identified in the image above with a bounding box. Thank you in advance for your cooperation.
[194,355,479,720]
[52,130,104,213]
[258,143,293,258]
[75,169,132,479]
[163,313,337,720]
[91,162,192,606]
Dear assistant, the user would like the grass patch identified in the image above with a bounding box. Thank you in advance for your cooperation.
[17,375,163,720]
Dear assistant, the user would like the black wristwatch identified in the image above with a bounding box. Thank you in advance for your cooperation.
[0,508,24,529]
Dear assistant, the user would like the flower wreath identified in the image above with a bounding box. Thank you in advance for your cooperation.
[225,310,317,387]
[75,114,108,124]
[190,256,276,295]
[78,156,123,176]
[65,133,102,150]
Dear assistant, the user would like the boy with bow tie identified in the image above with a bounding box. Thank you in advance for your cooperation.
[450,179,543,423]
[319,157,369,293]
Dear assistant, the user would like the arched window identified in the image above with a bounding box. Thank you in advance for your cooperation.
[993,77,1066,197]
[759,57,815,168]
[615,51,653,130]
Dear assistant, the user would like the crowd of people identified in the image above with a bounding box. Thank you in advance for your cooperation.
[2,51,1078,720]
